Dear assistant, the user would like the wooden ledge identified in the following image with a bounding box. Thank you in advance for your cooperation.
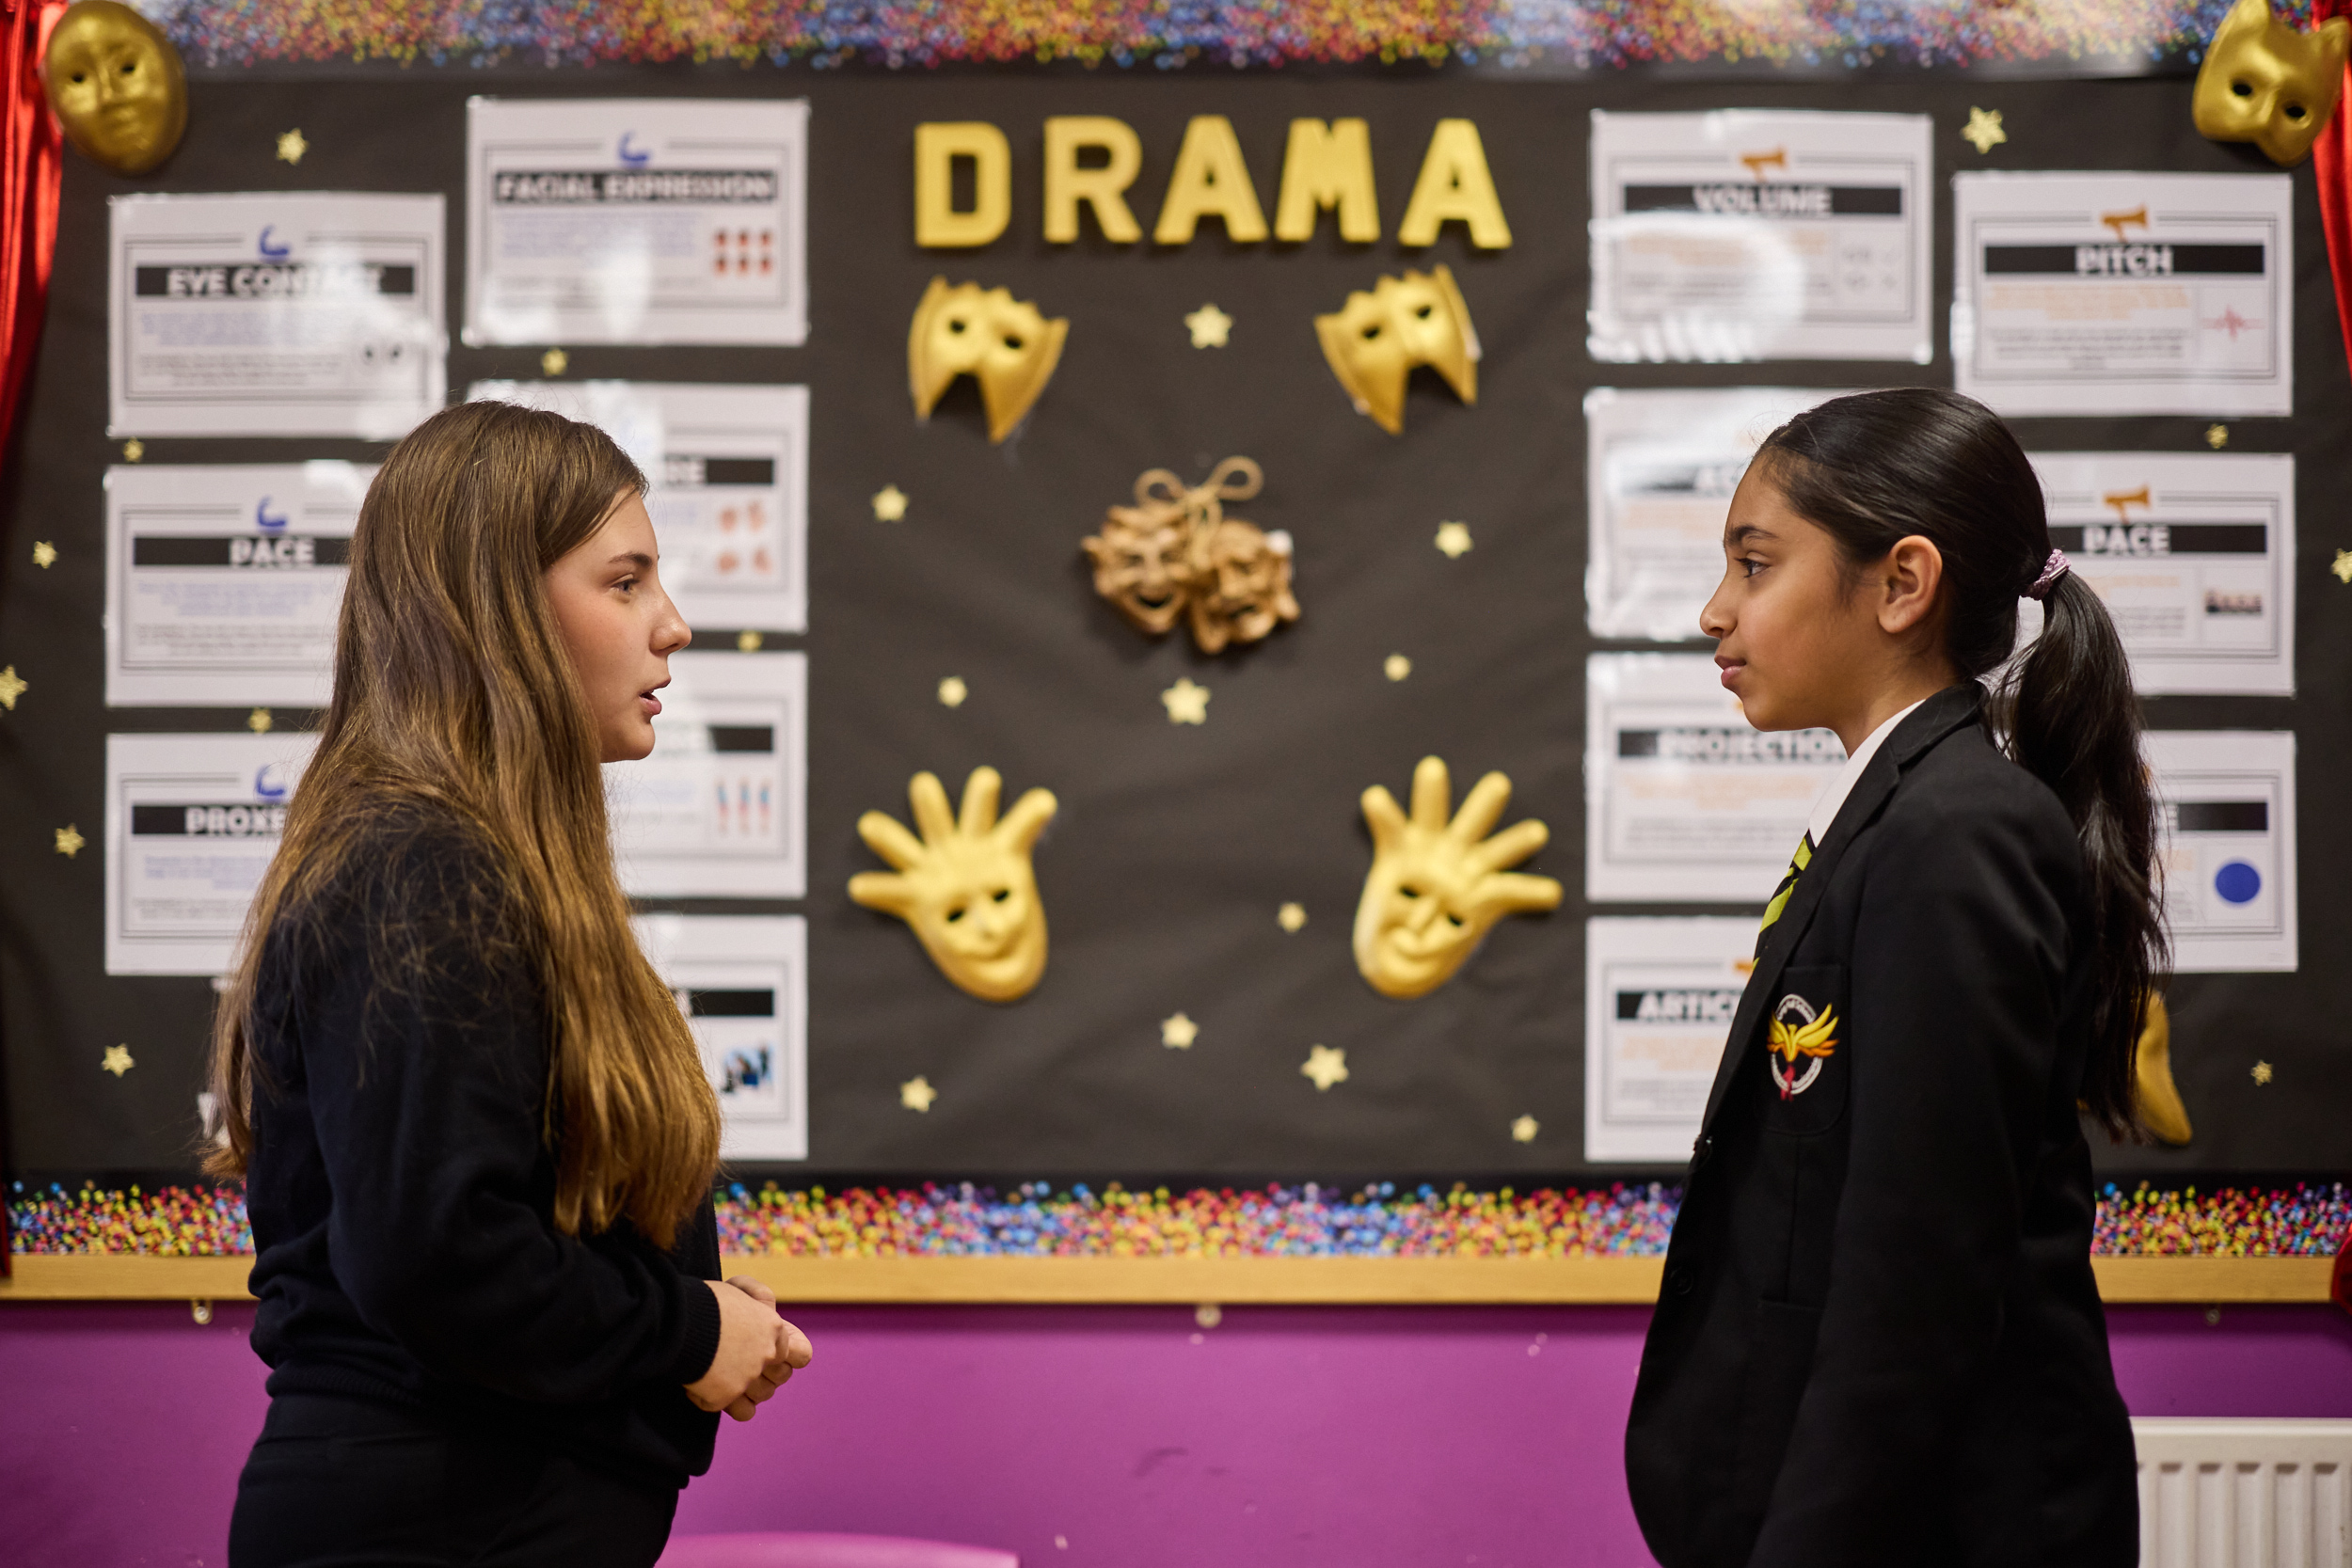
[0,1254,2333,1306]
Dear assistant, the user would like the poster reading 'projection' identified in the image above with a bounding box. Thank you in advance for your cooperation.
[1584,917,1752,1163]
[606,650,808,899]
[1953,171,2293,418]
[634,914,808,1161]
[466,98,810,347]
[1588,110,1934,364]
[2027,452,2296,697]
[1583,387,1855,640]
[108,193,446,440]
[105,733,319,975]
[105,463,373,708]
[469,381,811,633]
[1585,653,1845,904]
[2146,731,2298,974]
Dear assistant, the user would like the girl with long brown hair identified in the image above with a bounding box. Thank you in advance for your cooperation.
[210,401,811,1566]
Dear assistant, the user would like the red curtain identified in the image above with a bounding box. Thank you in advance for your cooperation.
[2321,4,2352,389]
[0,0,60,466]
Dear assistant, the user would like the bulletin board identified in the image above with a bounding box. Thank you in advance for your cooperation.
[3,37,2349,1205]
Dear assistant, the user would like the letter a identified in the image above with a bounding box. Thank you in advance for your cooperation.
[1153,116,1269,245]
[1398,119,1512,249]
[914,122,1011,247]
[1274,119,1379,243]
[1044,117,1144,244]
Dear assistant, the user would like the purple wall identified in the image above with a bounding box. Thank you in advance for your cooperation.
[6,1301,2351,1568]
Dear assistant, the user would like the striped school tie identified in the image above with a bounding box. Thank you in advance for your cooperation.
[1756,832,1814,951]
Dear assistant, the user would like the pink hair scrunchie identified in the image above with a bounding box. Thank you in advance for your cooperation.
[2026,548,2071,601]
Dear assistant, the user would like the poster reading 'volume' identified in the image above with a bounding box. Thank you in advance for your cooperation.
[1588,110,1933,364]
[108,193,446,439]
[466,98,810,347]
[1953,172,2293,417]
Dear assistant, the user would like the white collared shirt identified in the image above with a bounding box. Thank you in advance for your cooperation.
[1805,697,1928,847]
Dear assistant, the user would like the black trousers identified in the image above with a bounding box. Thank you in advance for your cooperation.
[230,1394,679,1568]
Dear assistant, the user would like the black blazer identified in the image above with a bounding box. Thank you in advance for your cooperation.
[1624,684,2137,1568]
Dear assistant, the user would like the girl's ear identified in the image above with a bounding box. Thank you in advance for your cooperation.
[1876,534,1946,637]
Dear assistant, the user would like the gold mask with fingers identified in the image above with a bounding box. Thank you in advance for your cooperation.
[849,767,1058,1003]
[1314,266,1480,436]
[1354,756,1562,999]
[2193,0,2351,166]
[908,277,1070,444]
[44,0,187,176]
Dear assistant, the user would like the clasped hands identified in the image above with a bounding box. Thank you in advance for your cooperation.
[685,1275,813,1422]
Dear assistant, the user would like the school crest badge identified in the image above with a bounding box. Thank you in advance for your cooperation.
[1767,994,1838,1099]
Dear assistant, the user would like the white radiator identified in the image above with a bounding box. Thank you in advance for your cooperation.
[2136,1419,2352,1568]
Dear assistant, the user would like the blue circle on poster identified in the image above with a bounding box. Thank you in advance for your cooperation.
[2215,862,2263,905]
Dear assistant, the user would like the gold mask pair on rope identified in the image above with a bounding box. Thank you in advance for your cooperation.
[44,1,187,177]
[1082,457,1300,655]
[1314,265,1480,436]
[2193,0,2351,166]
[907,277,1069,443]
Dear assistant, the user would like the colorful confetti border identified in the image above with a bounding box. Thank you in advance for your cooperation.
[135,0,2273,73]
[10,1179,2348,1259]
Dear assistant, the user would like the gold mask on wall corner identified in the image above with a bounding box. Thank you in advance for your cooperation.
[45,1,188,177]
[849,767,1057,1004]
[1082,457,1298,653]
[907,277,1070,443]
[2192,0,2351,166]
[1354,756,1561,1001]
[1314,265,1480,436]
[2135,991,2195,1146]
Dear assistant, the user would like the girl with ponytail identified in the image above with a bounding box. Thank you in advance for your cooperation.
[1625,388,2157,1567]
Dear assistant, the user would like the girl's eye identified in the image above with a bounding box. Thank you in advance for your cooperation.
[1740,557,1766,578]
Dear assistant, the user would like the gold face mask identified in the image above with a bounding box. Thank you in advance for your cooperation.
[908,277,1070,444]
[2193,0,2351,166]
[1354,756,1561,1000]
[45,1,187,177]
[1082,501,1197,636]
[1187,520,1297,655]
[849,767,1058,1004]
[1314,266,1480,436]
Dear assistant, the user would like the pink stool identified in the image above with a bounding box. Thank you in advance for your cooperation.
[658,1534,1020,1568]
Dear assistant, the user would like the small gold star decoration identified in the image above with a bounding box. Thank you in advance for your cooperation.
[734,629,765,653]
[1384,654,1412,682]
[1511,1115,1539,1144]
[0,665,25,710]
[1278,902,1307,933]
[2334,550,2352,586]
[2206,424,2230,450]
[900,1074,939,1112]
[1434,521,1472,559]
[1161,677,1210,725]
[1300,1044,1349,1092]
[540,347,569,377]
[277,128,308,165]
[1161,1012,1200,1049]
[54,824,85,858]
[2251,1059,2274,1085]
[871,484,910,522]
[1184,303,1233,349]
[30,540,56,568]
[122,438,144,463]
[1961,107,2008,155]
[246,707,273,734]
[102,1044,135,1077]
[937,675,968,708]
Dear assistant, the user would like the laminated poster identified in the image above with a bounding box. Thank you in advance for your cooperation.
[469,380,810,633]
[2146,731,2297,973]
[2026,452,2295,697]
[1588,110,1934,364]
[1953,172,2293,418]
[105,732,318,975]
[104,463,371,708]
[606,650,808,899]
[108,192,446,439]
[634,914,808,1162]
[466,98,810,347]
[1584,387,1857,641]
[1584,917,1753,1164]
[1585,653,1845,904]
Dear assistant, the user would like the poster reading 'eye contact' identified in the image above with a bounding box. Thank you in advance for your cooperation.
[466,98,809,347]
[108,192,446,439]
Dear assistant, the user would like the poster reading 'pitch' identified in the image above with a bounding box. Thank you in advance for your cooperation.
[1953,172,2293,418]
[1589,110,1933,364]
[109,193,446,439]
[634,914,808,1162]
[105,463,371,708]
[466,98,810,347]
[1584,917,1752,1164]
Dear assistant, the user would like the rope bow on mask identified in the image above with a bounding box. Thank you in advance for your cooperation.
[1081,457,1301,655]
